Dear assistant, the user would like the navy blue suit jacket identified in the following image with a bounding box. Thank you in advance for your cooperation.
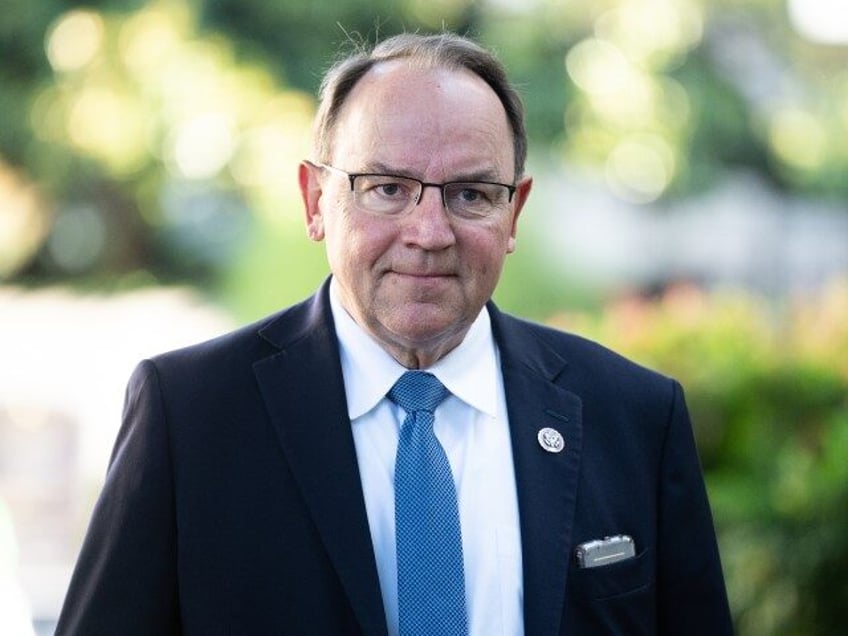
[57,280,733,634]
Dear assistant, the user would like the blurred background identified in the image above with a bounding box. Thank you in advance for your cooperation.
[1,0,846,633]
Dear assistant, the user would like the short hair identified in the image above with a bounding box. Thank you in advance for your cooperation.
[312,32,528,179]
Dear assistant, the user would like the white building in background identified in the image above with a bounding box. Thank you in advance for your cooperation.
[533,167,848,298]
[0,287,233,632]
[1,497,36,636]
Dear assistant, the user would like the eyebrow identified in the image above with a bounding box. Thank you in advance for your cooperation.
[359,160,506,183]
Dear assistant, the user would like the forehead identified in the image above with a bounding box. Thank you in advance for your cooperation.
[329,61,515,178]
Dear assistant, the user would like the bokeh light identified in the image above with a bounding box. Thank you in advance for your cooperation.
[66,84,149,174]
[45,206,107,273]
[768,106,827,172]
[562,0,702,203]
[30,0,317,245]
[594,0,702,69]
[167,113,235,179]
[605,132,676,203]
[0,161,50,279]
[119,3,188,76]
[788,0,848,45]
[45,9,104,73]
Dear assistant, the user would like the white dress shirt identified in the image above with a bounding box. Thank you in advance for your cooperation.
[329,280,524,636]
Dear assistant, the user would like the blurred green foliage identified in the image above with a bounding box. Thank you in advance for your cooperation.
[550,280,848,635]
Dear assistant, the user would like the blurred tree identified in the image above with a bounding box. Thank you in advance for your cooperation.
[0,0,479,299]
[196,0,477,94]
[2,0,846,293]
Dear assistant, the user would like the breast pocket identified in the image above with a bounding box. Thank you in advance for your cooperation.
[570,547,655,601]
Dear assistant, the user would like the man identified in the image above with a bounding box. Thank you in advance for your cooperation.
[57,33,733,635]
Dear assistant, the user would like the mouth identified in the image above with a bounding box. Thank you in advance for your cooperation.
[390,270,455,279]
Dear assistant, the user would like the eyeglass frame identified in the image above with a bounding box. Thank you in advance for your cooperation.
[310,161,517,219]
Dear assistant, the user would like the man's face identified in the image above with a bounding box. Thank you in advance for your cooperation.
[300,61,532,367]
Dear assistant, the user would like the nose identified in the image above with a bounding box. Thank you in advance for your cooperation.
[415,183,446,208]
[403,185,456,250]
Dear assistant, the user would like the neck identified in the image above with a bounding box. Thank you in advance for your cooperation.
[382,334,466,369]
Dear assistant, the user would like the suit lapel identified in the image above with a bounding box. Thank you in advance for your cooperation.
[252,283,388,636]
[491,305,583,636]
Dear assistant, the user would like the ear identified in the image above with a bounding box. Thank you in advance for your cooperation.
[506,175,532,254]
[299,161,325,241]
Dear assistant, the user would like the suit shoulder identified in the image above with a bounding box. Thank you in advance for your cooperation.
[150,312,271,368]
[147,293,319,376]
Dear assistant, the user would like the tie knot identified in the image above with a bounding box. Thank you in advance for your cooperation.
[388,371,450,414]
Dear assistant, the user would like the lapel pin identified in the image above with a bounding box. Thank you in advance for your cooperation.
[537,427,565,453]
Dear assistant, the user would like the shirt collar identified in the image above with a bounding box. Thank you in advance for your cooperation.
[329,278,500,420]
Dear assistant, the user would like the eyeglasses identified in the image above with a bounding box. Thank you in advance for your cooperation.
[315,162,516,220]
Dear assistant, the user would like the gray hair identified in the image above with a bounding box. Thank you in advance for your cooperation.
[312,32,528,179]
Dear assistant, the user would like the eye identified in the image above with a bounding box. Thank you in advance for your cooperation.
[352,175,419,215]
[457,187,489,203]
[446,183,501,207]
[375,182,405,198]
[357,176,414,199]
[444,183,511,219]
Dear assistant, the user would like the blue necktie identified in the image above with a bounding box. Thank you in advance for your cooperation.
[388,371,468,636]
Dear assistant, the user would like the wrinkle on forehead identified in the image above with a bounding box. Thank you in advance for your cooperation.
[330,62,515,182]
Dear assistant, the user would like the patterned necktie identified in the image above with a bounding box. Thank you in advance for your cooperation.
[388,371,468,636]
